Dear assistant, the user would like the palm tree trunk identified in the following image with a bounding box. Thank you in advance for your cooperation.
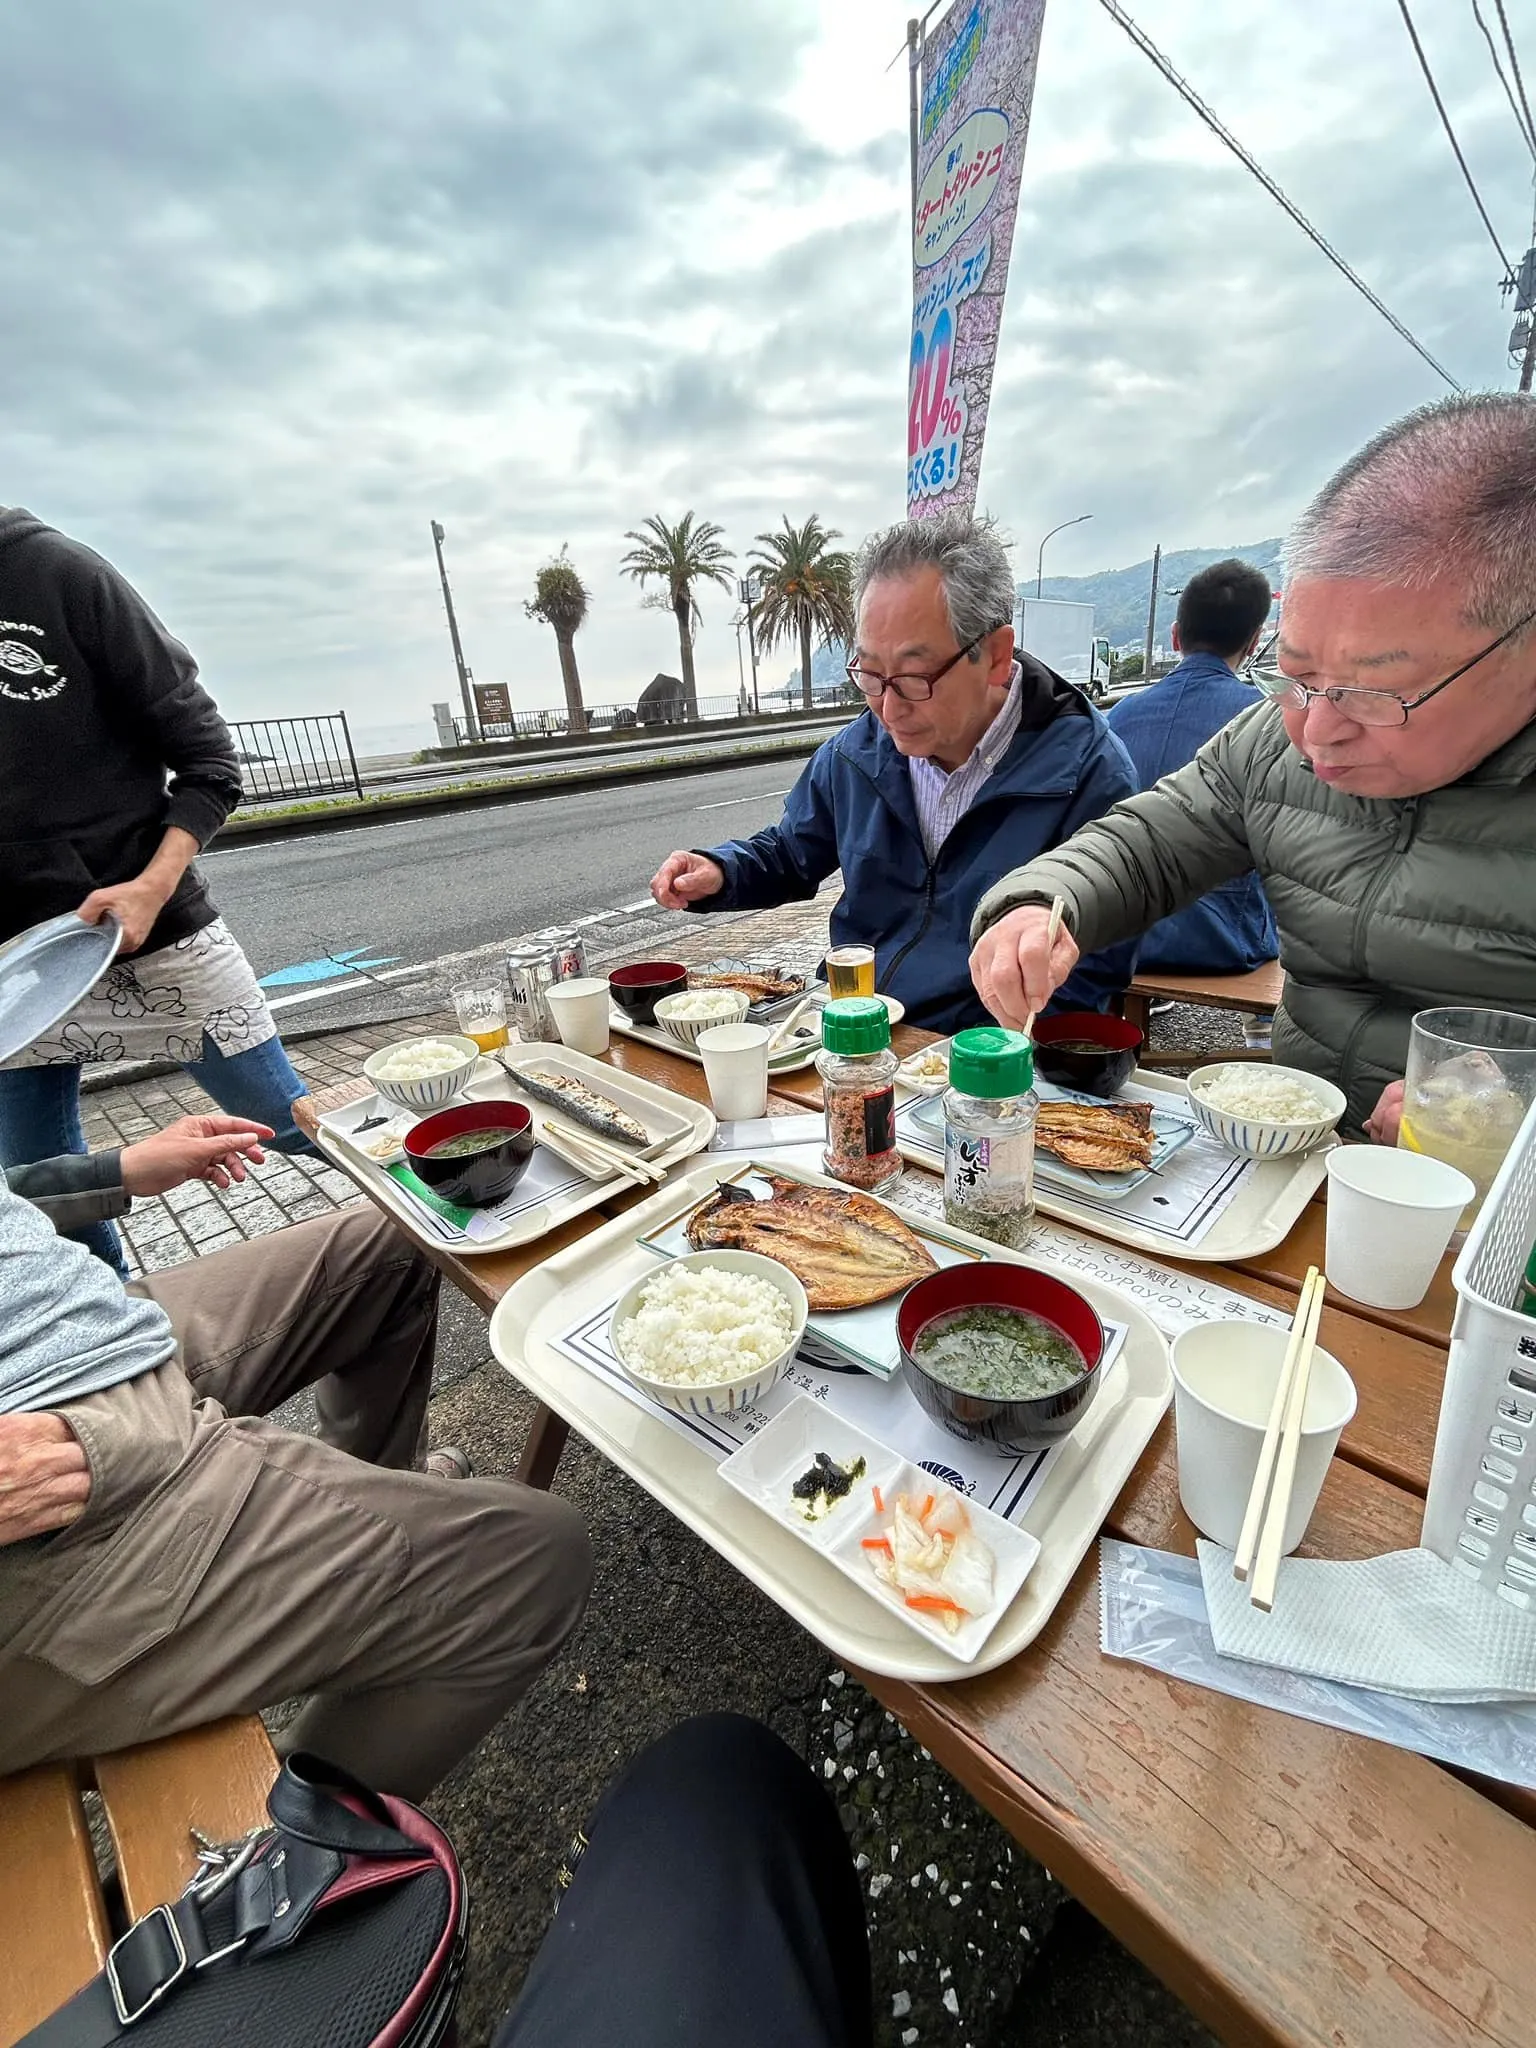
[556,630,587,735]
[674,597,699,720]
[799,613,813,713]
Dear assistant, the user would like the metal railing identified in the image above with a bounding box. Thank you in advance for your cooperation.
[228,713,363,803]
[451,687,860,747]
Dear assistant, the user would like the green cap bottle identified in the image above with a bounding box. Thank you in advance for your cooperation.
[948,1026,1034,1098]
[1519,1238,1536,1320]
[820,997,892,1055]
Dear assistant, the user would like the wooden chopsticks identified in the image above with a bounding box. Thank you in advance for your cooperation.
[1021,895,1066,1041]
[1233,1265,1326,1612]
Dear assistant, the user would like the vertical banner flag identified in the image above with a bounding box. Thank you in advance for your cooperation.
[908,0,1047,518]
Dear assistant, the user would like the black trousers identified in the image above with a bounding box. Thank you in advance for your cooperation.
[495,1715,874,2048]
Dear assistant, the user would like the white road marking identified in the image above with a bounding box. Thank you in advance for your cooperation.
[695,789,790,810]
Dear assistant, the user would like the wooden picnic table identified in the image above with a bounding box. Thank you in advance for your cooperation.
[300,1026,1536,2048]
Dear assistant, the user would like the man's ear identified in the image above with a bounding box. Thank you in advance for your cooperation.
[989,623,1016,684]
[1170,622,1182,654]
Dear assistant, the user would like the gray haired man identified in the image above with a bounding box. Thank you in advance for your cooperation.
[970,393,1536,1133]
[649,511,1138,1032]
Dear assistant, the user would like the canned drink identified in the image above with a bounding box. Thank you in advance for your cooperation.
[542,927,588,982]
[504,944,559,1042]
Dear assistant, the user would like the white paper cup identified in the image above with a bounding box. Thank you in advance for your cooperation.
[1324,1146,1475,1309]
[1171,1321,1357,1554]
[545,978,611,1057]
[697,1022,770,1120]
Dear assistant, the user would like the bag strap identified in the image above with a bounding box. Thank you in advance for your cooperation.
[266,1751,417,1858]
[19,1756,424,2047]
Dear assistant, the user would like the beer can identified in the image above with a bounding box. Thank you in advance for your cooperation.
[541,927,589,982]
[504,944,559,1042]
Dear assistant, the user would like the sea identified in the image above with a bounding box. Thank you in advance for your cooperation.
[345,717,438,762]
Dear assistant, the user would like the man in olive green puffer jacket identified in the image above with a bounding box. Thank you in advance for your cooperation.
[968,392,1536,1136]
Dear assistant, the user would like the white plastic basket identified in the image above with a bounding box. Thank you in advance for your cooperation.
[1422,1095,1536,1605]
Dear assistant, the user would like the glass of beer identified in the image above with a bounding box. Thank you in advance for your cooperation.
[825,944,876,1001]
[1398,1006,1536,1232]
[451,983,509,1053]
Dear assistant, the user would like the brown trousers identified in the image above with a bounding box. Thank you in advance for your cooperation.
[0,1206,592,1798]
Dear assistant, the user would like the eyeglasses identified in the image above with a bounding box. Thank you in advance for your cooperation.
[845,625,1006,703]
[1247,606,1536,729]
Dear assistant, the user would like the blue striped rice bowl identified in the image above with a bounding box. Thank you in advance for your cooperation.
[1185,1062,1346,1160]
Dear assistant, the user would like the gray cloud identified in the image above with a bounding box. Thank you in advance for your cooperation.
[3,0,1533,733]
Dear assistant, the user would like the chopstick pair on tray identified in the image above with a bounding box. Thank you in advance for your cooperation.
[1233,1265,1327,1612]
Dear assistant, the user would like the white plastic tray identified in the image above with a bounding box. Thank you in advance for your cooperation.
[611,991,906,1077]
[489,1160,1173,1681]
[896,1064,1335,1265]
[313,1050,714,1254]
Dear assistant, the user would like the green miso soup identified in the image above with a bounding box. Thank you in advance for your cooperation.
[426,1127,509,1159]
[913,1304,1086,1401]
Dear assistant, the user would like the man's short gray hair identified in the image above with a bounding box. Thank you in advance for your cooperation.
[1285,392,1536,633]
[854,511,1016,654]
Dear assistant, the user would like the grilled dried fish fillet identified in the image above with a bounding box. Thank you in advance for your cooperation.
[504,1065,650,1147]
[689,969,805,1004]
[1036,1101,1155,1174]
[685,1175,937,1311]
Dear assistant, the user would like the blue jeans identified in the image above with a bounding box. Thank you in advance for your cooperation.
[0,1032,311,1275]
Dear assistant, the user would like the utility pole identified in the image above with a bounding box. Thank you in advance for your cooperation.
[739,577,761,714]
[430,520,477,743]
[1142,543,1161,683]
[907,20,922,220]
[1521,320,1536,394]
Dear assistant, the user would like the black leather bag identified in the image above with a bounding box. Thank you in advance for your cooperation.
[21,1753,467,2048]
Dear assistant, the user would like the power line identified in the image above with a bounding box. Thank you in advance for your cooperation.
[1494,0,1536,160]
[1398,0,1516,279]
[1470,0,1536,158]
[1091,0,1463,391]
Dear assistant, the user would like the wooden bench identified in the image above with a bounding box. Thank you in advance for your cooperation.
[0,1717,277,2046]
[1122,959,1283,1067]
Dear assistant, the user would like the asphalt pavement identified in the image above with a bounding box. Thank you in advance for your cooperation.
[202,754,808,989]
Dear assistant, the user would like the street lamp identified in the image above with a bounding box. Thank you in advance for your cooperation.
[430,520,478,743]
[1035,513,1092,598]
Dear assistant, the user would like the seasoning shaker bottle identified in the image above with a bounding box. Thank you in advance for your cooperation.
[942,1027,1038,1248]
[817,998,902,1192]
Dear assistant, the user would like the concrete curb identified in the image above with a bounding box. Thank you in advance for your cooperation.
[221,729,832,843]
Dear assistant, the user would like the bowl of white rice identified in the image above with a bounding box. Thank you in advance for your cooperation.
[363,1034,481,1112]
[610,1250,808,1417]
[1185,1061,1346,1159]
[652,987,752,1049]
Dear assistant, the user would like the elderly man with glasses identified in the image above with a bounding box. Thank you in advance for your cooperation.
[649,511,1138,1032]
[970,392,1536,1135]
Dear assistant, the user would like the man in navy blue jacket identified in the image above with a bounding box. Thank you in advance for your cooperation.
[1105,557,1279,975]
[650,513,1138,1033]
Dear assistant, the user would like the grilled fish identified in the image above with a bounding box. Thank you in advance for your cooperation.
[689,969,805,1004]
[1036,1100,1155,1174]
[685,1175,937,1311]
[504,1065,650,1147]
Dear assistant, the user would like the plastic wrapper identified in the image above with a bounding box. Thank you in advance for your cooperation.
[1098,1538,1536,1789]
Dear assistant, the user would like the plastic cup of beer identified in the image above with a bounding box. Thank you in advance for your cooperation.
[1398,1006,1536,1231]
[546,978,611,1058]
[451,984,508,1053]
[825,945,876,1001]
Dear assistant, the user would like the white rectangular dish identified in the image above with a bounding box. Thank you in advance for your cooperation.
[896,1064,1334,1265]
[717,1398,1042,1665]
[489,1160,1173,1681]
[314,1049,715,1254]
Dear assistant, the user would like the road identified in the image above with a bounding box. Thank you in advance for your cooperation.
[202,753,807,992]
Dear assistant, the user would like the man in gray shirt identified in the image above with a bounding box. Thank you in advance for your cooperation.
[0,1111,591,1798]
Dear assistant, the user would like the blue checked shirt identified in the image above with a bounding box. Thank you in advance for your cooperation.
[906,664,1025,861]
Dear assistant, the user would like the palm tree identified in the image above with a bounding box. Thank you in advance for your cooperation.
[619,511,735,720]
[525,548,591,735]
[749,515,854,714]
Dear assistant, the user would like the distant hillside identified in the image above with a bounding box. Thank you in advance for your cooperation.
[1028,540,1282,647]
[762,537,1284,691]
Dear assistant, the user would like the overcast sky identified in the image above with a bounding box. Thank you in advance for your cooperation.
[5,0,1532,731]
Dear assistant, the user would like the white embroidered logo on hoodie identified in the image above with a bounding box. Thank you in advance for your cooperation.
[0,621,66,701]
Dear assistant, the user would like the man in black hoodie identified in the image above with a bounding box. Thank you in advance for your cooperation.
[0,509,309,1271]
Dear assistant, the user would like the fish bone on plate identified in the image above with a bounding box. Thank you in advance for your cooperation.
[719,1397,1040,1663]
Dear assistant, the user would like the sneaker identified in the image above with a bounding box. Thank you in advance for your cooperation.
[422,1446,473,1480]
[1149,999,1176,1016]
[1243,1013,1273,1051]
